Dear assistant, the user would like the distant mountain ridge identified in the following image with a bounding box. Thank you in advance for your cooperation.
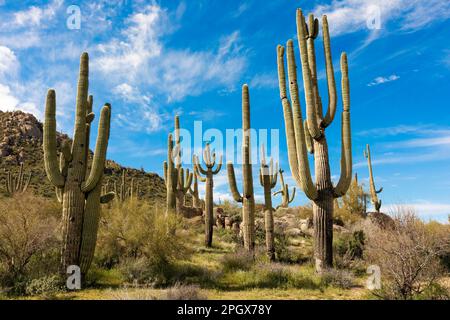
[0,110,166,202]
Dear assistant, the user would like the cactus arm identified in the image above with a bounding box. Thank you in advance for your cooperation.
[285,40,318,200]
[100,192,115,204]
[259,167,265,187]
[333,53,352,197]
[23,172,31,192]
[289,187,296,203]
[211,155,223,175]
[55,187,63,203]
[321,15,337,128]
[227,162,243,202]
[81,104,111,192]
[79,179,102,275]
[304,120,314,154]
[182,169,193,193]
[43,89,65,188]
[306,14,324,121]
[163,161,168,182]
[364,144,382,210]
[273,190,283,196]
[193,155,209,176]
[296,9,321,140]
[270,162,278,189]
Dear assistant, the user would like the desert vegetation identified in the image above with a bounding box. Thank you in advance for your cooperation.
[0,6,449,301]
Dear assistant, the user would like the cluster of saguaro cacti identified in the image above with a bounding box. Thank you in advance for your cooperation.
[164,116,193,216]
[227,84,256,252]
[364,144,382,212]
[193,143,222,247]
[259,145,278,260]
[4,163,31,196]
[273,168,295,209]
[277,9,352,272]
[107,169,140,202]
[43,52,114,275]
[189,172,205,210]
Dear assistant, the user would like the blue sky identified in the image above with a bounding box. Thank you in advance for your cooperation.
[1,0,450,221]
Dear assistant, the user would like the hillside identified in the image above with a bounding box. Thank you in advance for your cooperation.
[0,110,166,202]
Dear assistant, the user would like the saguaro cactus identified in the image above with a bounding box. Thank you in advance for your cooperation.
[193,143,222,247]
[112,169,140,202]
[227,84,256,251]
[259,145,278,260]
[276,9,352,272]
[164,132,193,216]
[4,163,31,196]
[43,52,114,275]
[273,169,296,209]
[364,144,382,212]
[189,171,204,209]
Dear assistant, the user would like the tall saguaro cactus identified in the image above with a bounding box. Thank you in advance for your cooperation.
[193,143,222,247]
[276,9,352,272]
[43,52,114,275]
[259,145,278,260]
[273,169,296,209]
[4,163,31,196]
[227,84,256,251]
[364,144,382,212]
[164,131,193,216]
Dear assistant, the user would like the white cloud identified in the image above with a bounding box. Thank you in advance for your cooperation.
[313,0,450,36]
[250,73,278,89]
[367,74,400,86]
[383,202,450,222]
[94,6,245,100]
[13,0,62,27]
[0,46,19,75]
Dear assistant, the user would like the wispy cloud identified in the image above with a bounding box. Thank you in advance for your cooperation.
[313,0,450,36]
[383,201,450,222]
[367,74,400,86]
[249,73,278,89]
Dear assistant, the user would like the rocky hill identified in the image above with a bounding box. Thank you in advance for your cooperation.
[0,110,166,202]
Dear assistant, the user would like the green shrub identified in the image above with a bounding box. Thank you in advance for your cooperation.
[0,193,60,295]
[334,230,365,260]
[96,200,189,285]
[25,275,64,297]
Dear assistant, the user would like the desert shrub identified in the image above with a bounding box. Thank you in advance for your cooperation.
[164,283,207,300]
[96,200,188,285]
[334,230,365,260]
[297,204,313,220]
[364,208,449,300]
[220,249,254,272]
[220,200,242,224]
[256,264,291,288]
[216,228,241,244]
[320,268,355,289]
[25,275,64,297]
[0,193,60,294]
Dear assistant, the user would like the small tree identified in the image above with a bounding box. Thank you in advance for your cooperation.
[341,173,368,217]
[364,209,449,300]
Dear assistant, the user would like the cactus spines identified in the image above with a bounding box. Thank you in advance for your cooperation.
[364,144,382,212]
[43,52,113,275]
[227,84,256,252]
[277,9,352,272]
[273,169,296,209]
[4,163,32,196]
[259,144,278,260]
[193,143,223,247]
